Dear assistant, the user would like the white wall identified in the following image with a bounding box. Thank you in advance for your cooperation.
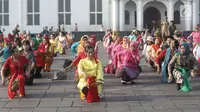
[1,0,109,36]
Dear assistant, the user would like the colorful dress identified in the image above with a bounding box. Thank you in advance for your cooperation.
[22,51,36,85]
[50,39,58,53]
[71,42,80,57]
[156,48,179,83]
[190,31,200,43]
[168,43,198,91]
[38,42,54,72]
[113,44,128,67]
[0,48,12,64]
[3,56,29,99]
[115,48,140,82]
[57,36,67,54]
[77,58,104,101]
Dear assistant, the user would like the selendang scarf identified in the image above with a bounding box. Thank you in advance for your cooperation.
[176,67,192,92]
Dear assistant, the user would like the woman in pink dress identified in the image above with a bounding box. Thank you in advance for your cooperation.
[189,26,200,47]
[115,42,140,84]
[113,36,130,68]
[106,36,122,60]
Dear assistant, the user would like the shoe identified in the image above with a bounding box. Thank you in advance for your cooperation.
[131,81,135,84]
[19,94,24,98]
[176,84,181,90]
[121,80,126,85]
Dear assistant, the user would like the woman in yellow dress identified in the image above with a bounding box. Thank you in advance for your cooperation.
[77,35,89,55]
[77,45,104,102]
[49,34,58,55]
[57,32,67,54]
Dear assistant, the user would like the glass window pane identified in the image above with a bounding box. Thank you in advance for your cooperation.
[4,0,9,13]
[58,14,64,24]
[90,0,95,12]
[65,0,70,12]
[0,15,2,26]
[34,0,39,12]
[0,0,3,13]
[4,14,9,25]
[199,1,200,12]
[0,0,2,13]
[65,14,71,25]
[34,14,40,25]
[135,11,137,27]
[58,0,64,12]
[27,0,33,13]
[97,13,102,25]
[27,14,33,25]
[97,0,102,12]
[90,13,95,25]
[125,10,130,25]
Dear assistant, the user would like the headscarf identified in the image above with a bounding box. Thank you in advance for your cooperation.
[121,36,130,48]
[89,35,97,47]
[180,42,190,55]
[152,37,162,51]
[156,37,162,46]
[77,35,89,54]
[130,42,139,55]
[115,36,122,43]
[8,33,14,42]
[38,34,50,52]
[80,35,89,45]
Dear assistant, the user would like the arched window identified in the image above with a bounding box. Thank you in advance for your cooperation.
[174,10,180,24]
[125,10,130,25]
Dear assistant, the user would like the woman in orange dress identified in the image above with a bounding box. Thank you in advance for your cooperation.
[1,46,31,99]
[77,35,89,55]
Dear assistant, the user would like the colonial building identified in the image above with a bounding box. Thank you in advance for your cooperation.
[0,0,200,34]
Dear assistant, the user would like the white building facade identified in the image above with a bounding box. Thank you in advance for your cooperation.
[0,0,200,34]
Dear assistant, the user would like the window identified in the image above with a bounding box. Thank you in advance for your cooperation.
[89,0,102,25]
[0,0,9,26]
[199,0,200,24]
[27,0,40,25]
[125,10,130,25]
[135,11,137,27]
[58,0,71,25]
[165,11,167,17]
[174,10,180,24]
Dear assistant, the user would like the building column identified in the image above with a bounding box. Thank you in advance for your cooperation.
[137,0,143,31]
[185,0,192,31]
[19,0,23,32]
[112,0,119,31]
[168,0,174,21]
[193,0,198,29]
[119,0,124,31]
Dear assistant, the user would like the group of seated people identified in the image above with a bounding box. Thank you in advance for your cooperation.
[0,31,73,99]
[1,26,200,103]
[103,27,199,92]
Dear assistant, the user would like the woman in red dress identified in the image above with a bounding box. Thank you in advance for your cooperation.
[37,34,54,72]
[1,46,31,99]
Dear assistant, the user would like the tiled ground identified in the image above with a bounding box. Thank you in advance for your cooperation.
[0,44,200,112]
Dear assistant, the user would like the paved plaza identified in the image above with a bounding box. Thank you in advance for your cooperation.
[0,44,200,112]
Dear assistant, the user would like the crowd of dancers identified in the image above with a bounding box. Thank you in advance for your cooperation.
[0,23,200,103]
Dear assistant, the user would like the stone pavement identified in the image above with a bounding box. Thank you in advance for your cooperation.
[0,44,200,112]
